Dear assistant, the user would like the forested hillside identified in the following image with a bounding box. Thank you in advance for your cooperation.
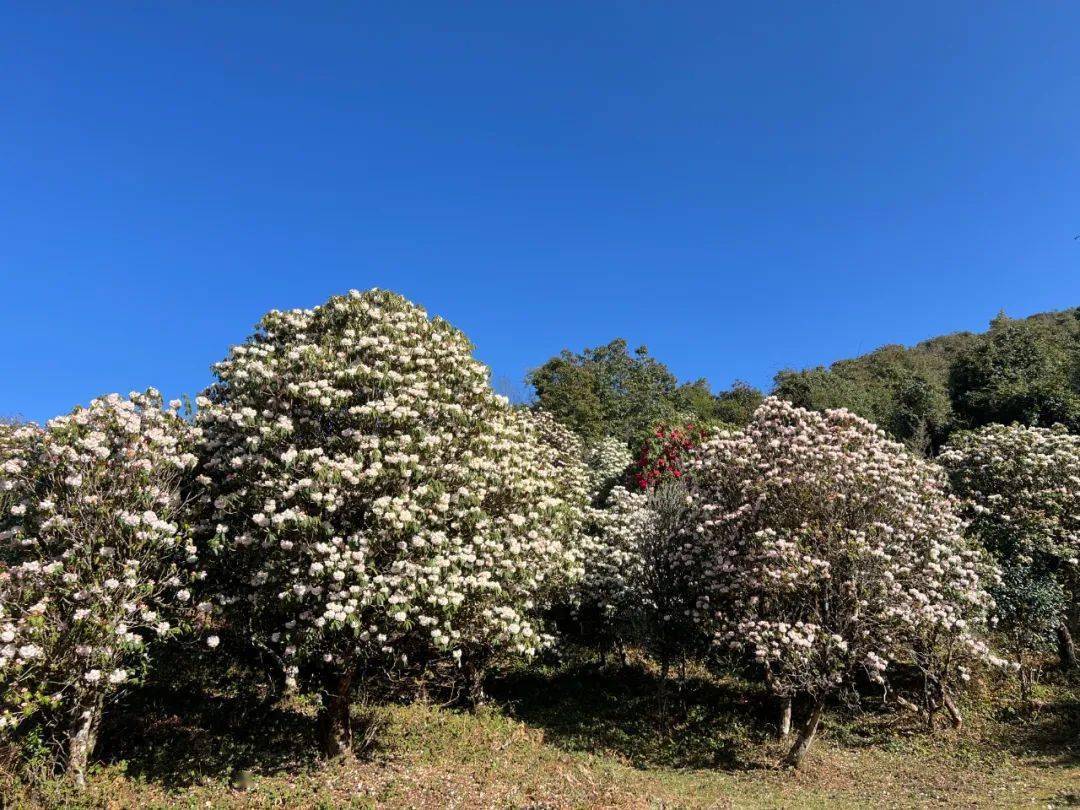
[775,308,1080,452]
[532,308,1080,454]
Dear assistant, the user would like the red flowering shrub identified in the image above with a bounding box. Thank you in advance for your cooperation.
[631,423,710,489]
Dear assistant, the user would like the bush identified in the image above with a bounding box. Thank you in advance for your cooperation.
[575,423,708,705]
[194,289,590,755]
[582,436,633,504]
[940,423,1080,686]
[689,398,1000,766]
[575,481,703,692]
[631,422,710,490]
[0,391,200,782]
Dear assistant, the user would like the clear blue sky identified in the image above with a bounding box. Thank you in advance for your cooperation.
[3,3,1080,422]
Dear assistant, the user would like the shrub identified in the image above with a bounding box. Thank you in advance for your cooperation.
[575,481,703,696]
[689,398,999,766]
[575,423,707,698]
[194,289,590,756]
[631,422,710,490]
[583,436,633,503]
[0,391,200,783]
[939,423,1080,684]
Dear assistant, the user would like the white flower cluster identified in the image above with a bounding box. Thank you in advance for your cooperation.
[195,290,590,689]
[939,423,1080,575]
[577,485,655,625]
[689,397,999,699]
[0,391,200,735]
[574,480,702,660]
[940,423,1080,659]
[583,437,633,502]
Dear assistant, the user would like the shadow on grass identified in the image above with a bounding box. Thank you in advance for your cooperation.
[96,684,321,789]
[995,685,1080,767]
[488,657,775,771]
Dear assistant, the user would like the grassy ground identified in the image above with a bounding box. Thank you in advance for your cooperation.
[4,655,1077,809]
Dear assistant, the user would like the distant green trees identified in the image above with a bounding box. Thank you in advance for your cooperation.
[949,311,1080,431]
[713,381,765,427]
[527,340,677,446]
[772,309,1080,451]
[773,344,955,453]
[527,340,755,446]
[527,309,1080,455]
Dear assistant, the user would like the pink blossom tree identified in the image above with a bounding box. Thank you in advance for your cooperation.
[689,398,999,767]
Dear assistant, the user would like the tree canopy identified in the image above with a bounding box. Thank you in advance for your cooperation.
[773,308,1080,451]
[527,340,761,447]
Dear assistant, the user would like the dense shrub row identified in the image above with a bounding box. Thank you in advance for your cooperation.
[1,289,1076,783]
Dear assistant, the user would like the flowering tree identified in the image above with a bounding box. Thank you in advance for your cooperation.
[0,392,200,783]
[631,422,709,490]
[195,289,589,756]
[575,482,702,693]
[689,398,998,767]
[583,436,633,503]
[575,426,706,712]
[939,423,1080,682]
[574,485,653,659]
[526,411,593,512]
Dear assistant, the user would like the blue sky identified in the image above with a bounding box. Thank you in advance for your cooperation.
[3,3,1080,422]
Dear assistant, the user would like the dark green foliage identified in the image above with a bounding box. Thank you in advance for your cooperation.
[673,379,721,425]
[527,339,742,445]
[712,382,764,427]
[527,340,678,444]
[950,311,1080,431]
[993,560,1067,663]
[773,308,1080,451]
[773,344,956,452]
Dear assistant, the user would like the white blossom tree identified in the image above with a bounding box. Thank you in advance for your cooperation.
[572,423,712,712]
[0,391,200,783]
[583,436,633,503]
[689,398,999,767]
[574,479,703,715]
[940,423,1080,682]
[574,484,655,660]
[194,289,590,756]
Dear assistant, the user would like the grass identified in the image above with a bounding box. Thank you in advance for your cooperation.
[3,653,1077,809]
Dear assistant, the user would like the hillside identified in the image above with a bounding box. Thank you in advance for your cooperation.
[772,307,1080,452]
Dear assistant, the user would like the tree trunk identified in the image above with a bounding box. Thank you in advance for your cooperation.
[895,695,921,714]
[941,691,962,730]
[926,675,961,730]
[657,656,670,729]
[317,669,355,758]
[462,657,488,709]
[1018,665,1031,702]
[67,690,104,786]
[1057,622,1077,671]
[778,694,793,740]
[921,672,938,731]
[784,695,825,769]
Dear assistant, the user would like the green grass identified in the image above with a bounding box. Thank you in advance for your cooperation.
[4,654,1077,809]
